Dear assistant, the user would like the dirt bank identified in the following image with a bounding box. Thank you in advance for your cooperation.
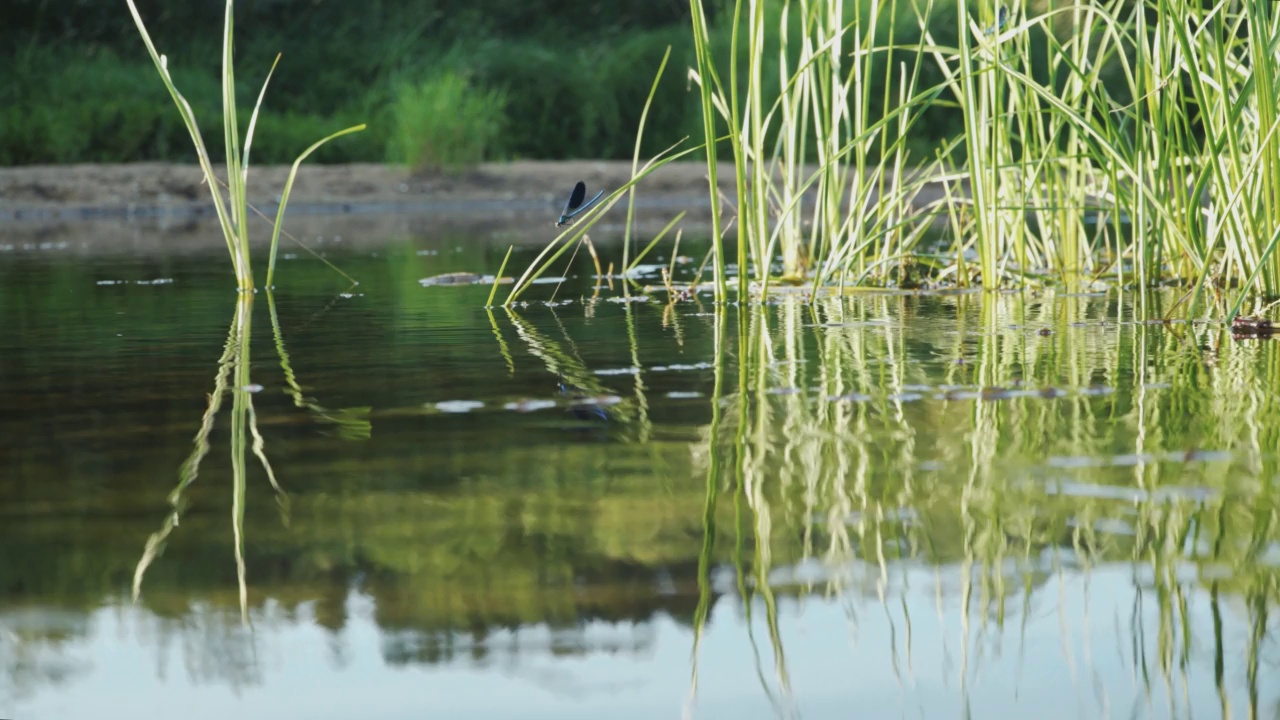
[0,160,963,255]
[0,160,729,222]
[0,160,738,254]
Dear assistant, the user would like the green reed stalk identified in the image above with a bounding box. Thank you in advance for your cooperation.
[665,0,1280,306]
[727,0,750,301]
[503,138,702,304]
[623,45,674,274]
[126,0,363,290]
[688,0,731,300]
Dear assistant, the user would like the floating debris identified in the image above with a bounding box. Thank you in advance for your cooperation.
[434,400,484,413]
[419,273,512,287]
[95,278,174,286]
[651,362,714,372]
[1232,315,1276,340]
[503,399,558,413]
[594,367,640,376]
[572,395,623,407]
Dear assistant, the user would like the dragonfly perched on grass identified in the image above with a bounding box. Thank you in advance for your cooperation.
[985,6,1009,35]
[556,181,605,227]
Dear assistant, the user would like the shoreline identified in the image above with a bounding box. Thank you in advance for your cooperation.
[0,160,730,256]
[0,160,729,223]
[0,160,968,257]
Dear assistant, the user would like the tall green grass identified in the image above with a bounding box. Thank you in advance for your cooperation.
[388,71,508,172]
[125,0,365,290]
[684,0,1280,315]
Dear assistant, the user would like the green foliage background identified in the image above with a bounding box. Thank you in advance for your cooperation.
[0,0,967,167]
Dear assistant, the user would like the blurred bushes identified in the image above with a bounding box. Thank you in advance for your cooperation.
[388,71,508,171]
[0,0,969,167]
[1,1,702,166]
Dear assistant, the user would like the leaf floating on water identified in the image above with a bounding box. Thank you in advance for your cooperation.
[434,400,484,413]
[573,395,623,407]
[650,362,714,372]
[594,367,641,376]
[503,399,558,413]
[419,273,512,287]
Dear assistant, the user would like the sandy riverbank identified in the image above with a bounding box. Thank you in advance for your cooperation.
[0,160,745,254]
[0,160,733,254]
[0,160,962,255]
[0,160,730,221]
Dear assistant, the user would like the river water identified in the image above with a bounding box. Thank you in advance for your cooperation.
[2,217,1277,719]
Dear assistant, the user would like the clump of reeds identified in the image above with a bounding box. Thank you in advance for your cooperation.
[682,0,1280,316]
[125,0,365,290]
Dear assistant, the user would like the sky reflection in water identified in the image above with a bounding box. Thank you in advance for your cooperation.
[1,220,1278,719]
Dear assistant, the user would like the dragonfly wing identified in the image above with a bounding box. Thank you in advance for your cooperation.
[579,190,605,215]
[564,181,587,214]
[566,190,605,220]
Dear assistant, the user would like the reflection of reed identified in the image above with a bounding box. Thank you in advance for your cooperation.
[132,294,287,624]
[502,307,642,430]
[689,291,1280,718]
[267,289,371,440]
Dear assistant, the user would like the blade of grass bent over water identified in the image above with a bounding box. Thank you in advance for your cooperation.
[266,124,368,288]
[624,45,673,272]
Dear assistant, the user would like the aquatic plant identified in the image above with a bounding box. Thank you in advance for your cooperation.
[124,0,365,290]
[498,46,707,306]
[683,0,1280,315]
[686,0,951,301]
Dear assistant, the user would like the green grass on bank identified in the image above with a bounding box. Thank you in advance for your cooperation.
[387,71,509,172]
[1,6,969,169]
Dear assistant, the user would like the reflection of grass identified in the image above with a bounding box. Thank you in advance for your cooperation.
[135,288,370,618]
[267,290,372,440]
[133,294,287,623]
[689,291,1280,714]
[502,307,642,429]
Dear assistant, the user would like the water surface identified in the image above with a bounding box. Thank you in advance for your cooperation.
[2,220,1278,719]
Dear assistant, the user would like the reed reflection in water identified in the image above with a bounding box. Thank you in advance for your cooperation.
[4,276,1279,719]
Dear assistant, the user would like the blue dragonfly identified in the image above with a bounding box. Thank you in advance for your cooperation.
[556,181,605,227]
[984,6,1009,35]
